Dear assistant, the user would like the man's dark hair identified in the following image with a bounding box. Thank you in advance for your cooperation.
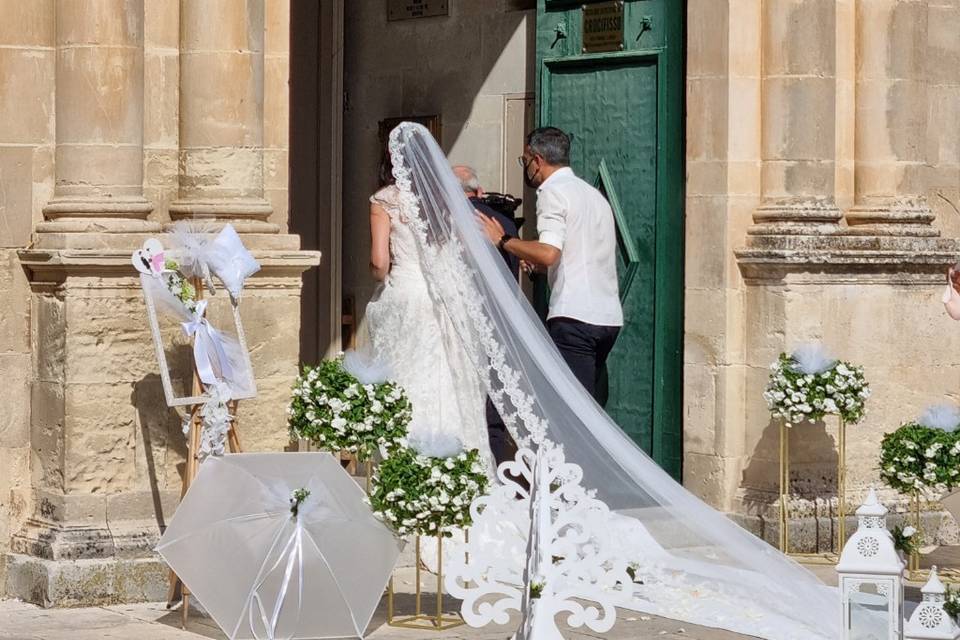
[526,127,570,166]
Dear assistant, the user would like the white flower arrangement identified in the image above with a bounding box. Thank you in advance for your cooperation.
[880,403,960,498]
[891,524,919,556]
[287,357,412,462]
[367,445,490,538]
[163,258,199,314]
[763,344,870,426]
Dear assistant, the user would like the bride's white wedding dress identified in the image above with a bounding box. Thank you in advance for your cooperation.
[367,122,840,640]
[364,185,492,463]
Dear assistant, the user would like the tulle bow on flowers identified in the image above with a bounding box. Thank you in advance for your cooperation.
[342,348,392,385]
[918,403,960,433]
[409,431,465,459]
[790,342,836,375]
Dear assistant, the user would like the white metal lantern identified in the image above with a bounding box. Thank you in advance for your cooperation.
[905,567,960,640]
[837,488,905,640]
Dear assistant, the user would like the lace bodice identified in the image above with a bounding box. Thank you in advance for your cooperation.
[370,185,421,274]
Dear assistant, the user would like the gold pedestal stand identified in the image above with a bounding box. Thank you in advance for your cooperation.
[909,493,923,578]
[387,535,464,631]
[903,493,955,583]
[778,419,846,564]
[901,493,960,583]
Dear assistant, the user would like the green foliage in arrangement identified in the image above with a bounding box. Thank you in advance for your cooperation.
[367,446,489,538]
[946,585,960,623]
[879,423,960,496]
[890,524,919,557]
[289,488,311,517]
[287,358,412,462]
[163,258,198,313]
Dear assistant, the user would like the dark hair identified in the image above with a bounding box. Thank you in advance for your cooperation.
[377,144,395,188]
[526,126,570,166]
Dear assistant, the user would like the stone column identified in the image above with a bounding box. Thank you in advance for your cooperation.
[845,0,936,236]
[168,0,276,233]
[749,0,855,237]
[7,0,317,606]
[37,0,158,247]
[0,0,55,591]
[736,0,960,555]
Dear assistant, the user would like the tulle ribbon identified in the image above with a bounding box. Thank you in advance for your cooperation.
[181,300,234,387]
[790,342,836,375]
[169,222,218,294]
[919,403,960,432]
[247,517,304,640]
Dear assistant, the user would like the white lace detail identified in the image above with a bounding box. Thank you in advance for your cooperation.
[388,126,548,446]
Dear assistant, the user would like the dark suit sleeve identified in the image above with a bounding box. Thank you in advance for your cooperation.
[497,215,521,280]
[472,199,521,281]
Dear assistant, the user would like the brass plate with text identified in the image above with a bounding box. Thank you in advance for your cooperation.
[582,1,624,53]
[387,0,448,22]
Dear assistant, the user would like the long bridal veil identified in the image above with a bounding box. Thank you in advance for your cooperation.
[387,122,839,639]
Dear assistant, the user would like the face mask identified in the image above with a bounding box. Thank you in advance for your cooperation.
[522,157,539,189]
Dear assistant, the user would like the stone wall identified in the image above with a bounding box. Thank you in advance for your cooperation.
[0,0,55,589]
[0,0,317,605]
[686,0,960,551]
[342,0,535,318]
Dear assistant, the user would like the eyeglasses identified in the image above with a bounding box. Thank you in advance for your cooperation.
[517,155,534,169]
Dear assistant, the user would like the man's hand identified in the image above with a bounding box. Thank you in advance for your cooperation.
[521,260,542,275]
[476,211,505,245]
[477,211,561,267]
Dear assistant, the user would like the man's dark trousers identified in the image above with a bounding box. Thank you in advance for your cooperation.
[547,317,620,405]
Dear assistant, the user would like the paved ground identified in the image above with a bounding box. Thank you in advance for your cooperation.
[0,565,848,640]
[0,598,746,640]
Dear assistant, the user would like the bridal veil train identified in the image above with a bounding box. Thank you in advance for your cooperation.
[384,121,840,639]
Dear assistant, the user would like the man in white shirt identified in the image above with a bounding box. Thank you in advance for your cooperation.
[478,127,623,403]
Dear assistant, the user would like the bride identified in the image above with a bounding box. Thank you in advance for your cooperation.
[361,122,840,639]
[362,147,492,463]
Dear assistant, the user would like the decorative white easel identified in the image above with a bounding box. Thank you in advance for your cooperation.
[165,277,244,628]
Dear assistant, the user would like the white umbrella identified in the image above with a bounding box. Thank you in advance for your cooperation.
[157,452,402,639]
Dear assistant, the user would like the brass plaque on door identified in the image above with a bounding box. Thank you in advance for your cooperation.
[582,1,624,53]
[387,0,448,21]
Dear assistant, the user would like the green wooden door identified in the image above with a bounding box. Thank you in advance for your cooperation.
[536,0,685,479]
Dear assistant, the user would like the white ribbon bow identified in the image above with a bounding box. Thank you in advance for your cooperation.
[181,300,234,387]
[248,516,305,640]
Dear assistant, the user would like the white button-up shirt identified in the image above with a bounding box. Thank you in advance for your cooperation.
[536,167,623,327]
